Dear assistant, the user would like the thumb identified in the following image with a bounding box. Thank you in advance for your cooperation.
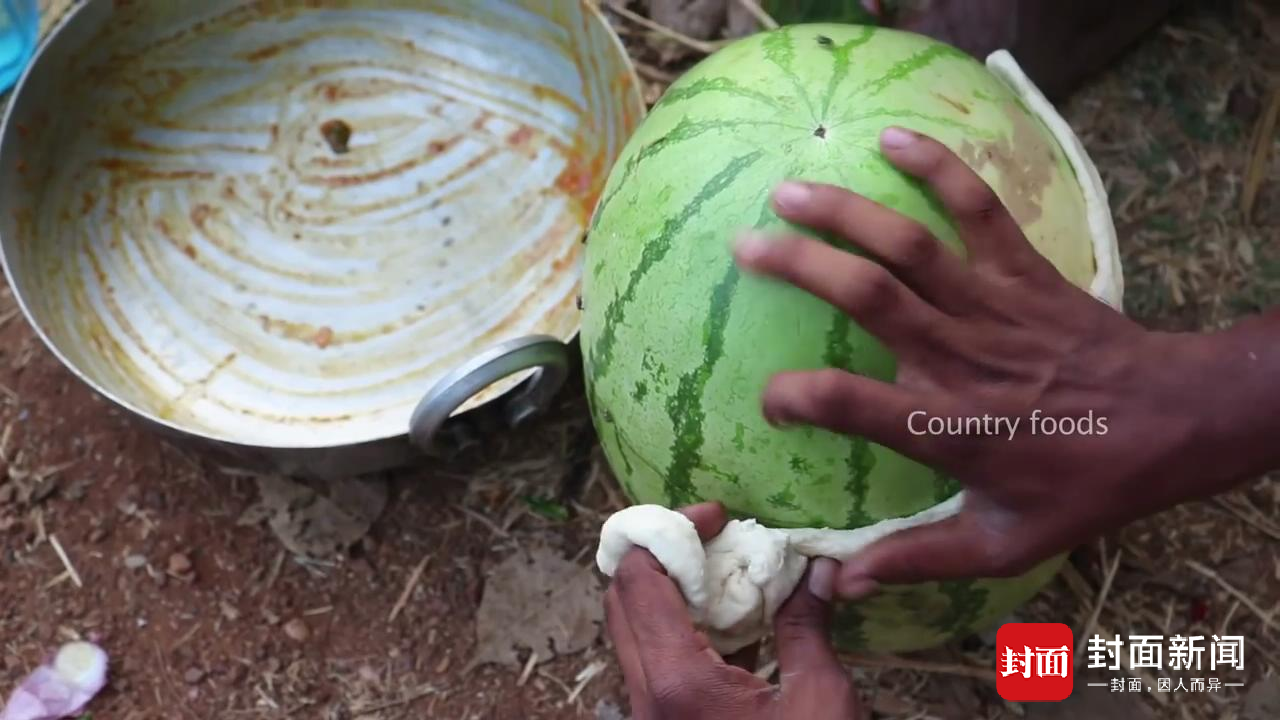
[775,559,853,701]
[835,512,1007,593]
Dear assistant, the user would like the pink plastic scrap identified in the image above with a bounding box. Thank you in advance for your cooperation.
[1,642,108,720]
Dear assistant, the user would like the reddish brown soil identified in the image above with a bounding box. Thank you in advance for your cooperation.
[0,311,632,718]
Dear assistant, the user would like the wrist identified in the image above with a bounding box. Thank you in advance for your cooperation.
[1166,312,1280,492]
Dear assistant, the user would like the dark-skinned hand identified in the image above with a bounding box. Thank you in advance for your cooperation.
[733,126,1280,599]
[604,502,862,720]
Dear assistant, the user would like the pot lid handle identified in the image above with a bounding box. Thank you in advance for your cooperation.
[408,335,570,452]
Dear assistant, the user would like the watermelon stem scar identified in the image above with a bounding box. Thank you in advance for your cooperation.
[594,47,1122,654]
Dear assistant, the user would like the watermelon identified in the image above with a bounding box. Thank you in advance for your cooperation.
[581,24,1112,652]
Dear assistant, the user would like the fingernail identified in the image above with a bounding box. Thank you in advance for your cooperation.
[807,558,837,602]
[838,575,880,601]
[761,398,792,428]
[773,182,812,212]
[880,127,917,150]
[733,231,770,264]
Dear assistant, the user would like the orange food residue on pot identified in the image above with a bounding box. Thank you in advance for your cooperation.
[507,125,535,147]
[554,135,607,230]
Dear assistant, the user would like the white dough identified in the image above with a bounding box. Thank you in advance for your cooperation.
[597,504,709,609]
[596,494,966,654]
[595,53,1122,656]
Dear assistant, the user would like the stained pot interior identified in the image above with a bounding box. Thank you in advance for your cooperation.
[0,0,642,447]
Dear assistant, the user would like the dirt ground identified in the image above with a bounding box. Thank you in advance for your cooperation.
[2,1,1279,719]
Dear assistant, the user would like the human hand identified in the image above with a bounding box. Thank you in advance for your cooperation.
[605,502,862,720]
[869,0,1175,99]
[732,127,1272,597]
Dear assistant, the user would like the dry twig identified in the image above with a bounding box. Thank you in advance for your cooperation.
[518,652,539,687]
[350,685,438,715]
[1074,547,1123,668]
[1185,559,1280,633]
[841,653,998,683]
[388,553,432,623]
[736,0,779,30]
[1241,86,1280,222]
[1211,495,1280,542]
[457,504,510,538]
[605,1,724,54]
[0,306,20,331]
[48,534,82,589]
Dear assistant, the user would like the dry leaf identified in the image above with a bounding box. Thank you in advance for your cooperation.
[240,474,388,559]
[469,548,604,669]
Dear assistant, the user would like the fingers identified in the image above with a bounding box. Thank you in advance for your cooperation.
[876,127,1050,278]
[734,231,952,354]
[768,181,973,304]
[679,501,729,542]
[610,548,764,717]
[775,559,857,706]
[762,369,942,461]
[605,587,657,716]
[836,510,1023,590]
[612,550,719,674]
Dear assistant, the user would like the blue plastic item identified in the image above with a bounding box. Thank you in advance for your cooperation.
[0,0,38,94]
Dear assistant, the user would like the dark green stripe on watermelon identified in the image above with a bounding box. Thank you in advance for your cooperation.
[823,314,854,371]
[819,27,877,118]
[832,604,869,649]
[661,195,781,507]
[933,469,963,502]
[590,151,766,382]
[593,119,804,231]
[653,76,789,113]
[663,261,741,506]
[789,454,814,475]
[840,107,988,135]
[852,43,969,99]
[843,438,876,527]
[930,580,990,639]
[761,29,819,124]
[766,482,803,512]
[821,314,877,527]
[586,380,638,497]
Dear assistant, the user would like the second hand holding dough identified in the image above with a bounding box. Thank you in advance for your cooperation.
[596,493,966,655]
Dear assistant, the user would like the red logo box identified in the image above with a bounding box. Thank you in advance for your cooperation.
[996,623,1074,702]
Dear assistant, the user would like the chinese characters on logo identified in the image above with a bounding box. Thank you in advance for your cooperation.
[1084,634,1245,693]
[995,626,1247,701]
[1001,645,1071,679]
[996,624,1074,702]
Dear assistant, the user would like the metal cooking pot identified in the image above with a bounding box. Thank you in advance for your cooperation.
[0,0,645,478]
